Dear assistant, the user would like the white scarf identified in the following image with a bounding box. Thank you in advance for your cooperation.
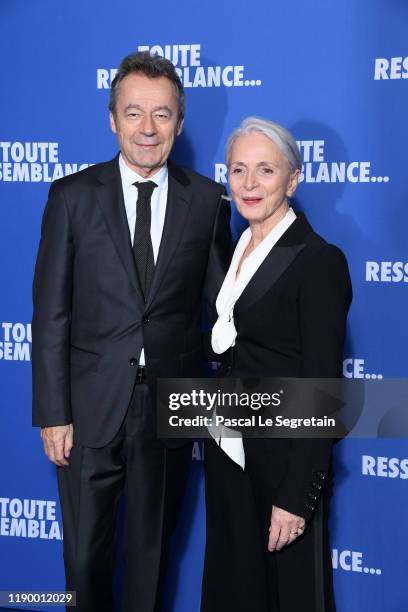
[209,207,297,469]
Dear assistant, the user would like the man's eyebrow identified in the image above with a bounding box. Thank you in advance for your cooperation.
[123,104,173,115]
[124,103,143,112]
[152,105,173,114]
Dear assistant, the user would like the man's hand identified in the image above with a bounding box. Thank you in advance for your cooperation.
[40,424,74,467]
[268,505,305,552]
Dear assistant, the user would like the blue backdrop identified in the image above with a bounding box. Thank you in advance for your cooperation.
[0,1,407,610]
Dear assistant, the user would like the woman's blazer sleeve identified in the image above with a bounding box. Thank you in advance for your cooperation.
[274,243,352,520]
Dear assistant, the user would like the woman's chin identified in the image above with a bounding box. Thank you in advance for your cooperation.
[237,206,263,222]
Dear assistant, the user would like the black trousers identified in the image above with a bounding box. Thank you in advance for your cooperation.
[57,384,192,612]
[201,439,335,612]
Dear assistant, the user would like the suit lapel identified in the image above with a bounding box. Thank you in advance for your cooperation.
[95,157,145,308]
[235,213,311,313]
[145,163,191,309]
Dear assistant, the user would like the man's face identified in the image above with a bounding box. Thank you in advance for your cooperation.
[110,73,183,177]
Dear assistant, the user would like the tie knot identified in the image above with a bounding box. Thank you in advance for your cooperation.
[135,180,157,200]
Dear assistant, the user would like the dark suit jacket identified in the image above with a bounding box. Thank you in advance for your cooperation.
[32,156,230,447]
[219,212,352,520]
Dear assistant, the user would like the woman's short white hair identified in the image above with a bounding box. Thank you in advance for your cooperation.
[226,116,302,172]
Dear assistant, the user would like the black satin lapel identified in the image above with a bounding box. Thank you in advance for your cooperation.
[235,244,305,313]
[145,172,190,309]
[95,162,144,304]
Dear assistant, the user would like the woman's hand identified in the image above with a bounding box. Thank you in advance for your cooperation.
[268,505,305,551]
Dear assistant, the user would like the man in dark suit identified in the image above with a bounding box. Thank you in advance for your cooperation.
[32,51,230,612]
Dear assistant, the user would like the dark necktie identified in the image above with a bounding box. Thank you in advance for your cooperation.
[133,180,157,300]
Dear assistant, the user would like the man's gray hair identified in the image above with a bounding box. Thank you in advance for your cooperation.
[226,116,302,172]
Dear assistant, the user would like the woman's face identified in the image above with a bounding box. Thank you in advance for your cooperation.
[228,132,300,227]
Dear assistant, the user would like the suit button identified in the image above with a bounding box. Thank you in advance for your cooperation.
[142,316,149,324]
[129,358,137,366]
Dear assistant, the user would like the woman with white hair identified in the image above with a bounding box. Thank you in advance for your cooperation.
[201,117,352,612]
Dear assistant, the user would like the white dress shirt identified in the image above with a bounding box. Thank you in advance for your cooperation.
[209,207,297,469]
[118,154,168,365]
